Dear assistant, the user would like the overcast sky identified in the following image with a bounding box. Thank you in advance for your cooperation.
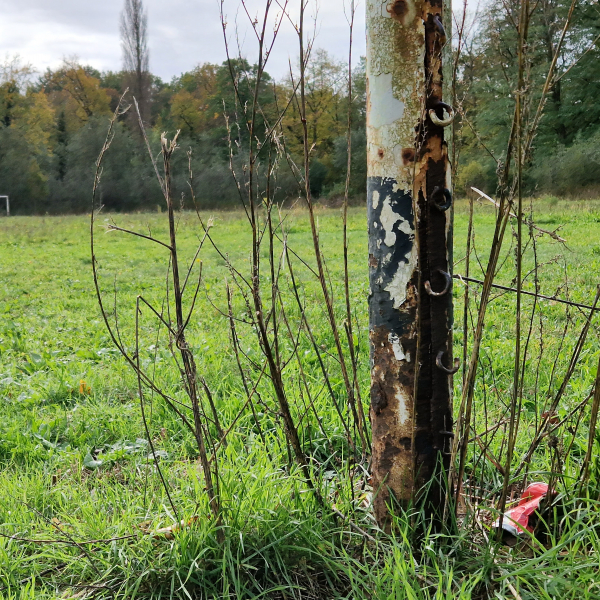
[0,0,367,82]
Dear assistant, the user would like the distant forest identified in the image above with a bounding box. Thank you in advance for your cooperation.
[0,0,599,215]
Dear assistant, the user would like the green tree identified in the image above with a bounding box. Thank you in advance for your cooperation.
[455,0,600,194]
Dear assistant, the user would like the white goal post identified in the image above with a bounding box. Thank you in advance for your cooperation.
[0,196,9,216]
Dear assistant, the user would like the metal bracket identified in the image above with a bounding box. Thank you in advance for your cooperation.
[432,14,447,42]
[424,269,452,297]
[436,351,460,374]
[431,186,453,212]
[429,106,454,127]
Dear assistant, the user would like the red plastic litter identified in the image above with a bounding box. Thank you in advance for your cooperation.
[495,482,550,537]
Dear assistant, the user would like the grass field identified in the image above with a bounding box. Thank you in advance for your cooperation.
[0,199,599,599]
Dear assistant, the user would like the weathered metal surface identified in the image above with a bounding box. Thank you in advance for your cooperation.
[367,0,453,528]
[367,0,425,528]
[368,178,418,523]
[412,2,454,511]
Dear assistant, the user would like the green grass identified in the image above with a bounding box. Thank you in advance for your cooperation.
[0,199,599,598]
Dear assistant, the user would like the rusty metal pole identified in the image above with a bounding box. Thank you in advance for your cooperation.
[367,0,454,529]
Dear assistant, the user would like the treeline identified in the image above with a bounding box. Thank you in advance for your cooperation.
[455,0,600,197]
[1,0,600,214]
[0,51,366,215]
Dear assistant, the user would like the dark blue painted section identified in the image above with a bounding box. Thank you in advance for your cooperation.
[367,176,415,338]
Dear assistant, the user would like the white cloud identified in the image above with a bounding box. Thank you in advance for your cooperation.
[0,0,366,82]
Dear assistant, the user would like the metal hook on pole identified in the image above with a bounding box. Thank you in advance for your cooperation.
[431,186,453,212]
[424,269,452,297]
[432,14,447,43]
[436,351,460,375]
[429,101,454,127]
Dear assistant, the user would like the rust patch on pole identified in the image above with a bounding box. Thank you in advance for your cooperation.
[412,5,454,512]
[387,1,410,22]
[368,179,418,521]
[367,0,453,529]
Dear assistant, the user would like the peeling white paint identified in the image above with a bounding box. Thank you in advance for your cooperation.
[388,332,406,361]
[378,193,417,309]
[368,72,405,129]
[396,215,413,236]
[395,388,410,426]
[380,196,414,248]
[366,0,425,185]
[380,197,399,246]
[384,244,417,309]
[372,189,380,210]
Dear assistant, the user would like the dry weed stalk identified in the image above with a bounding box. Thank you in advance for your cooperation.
[92,0,371,531]
[92,98,222,535]
[450,0,600,537]
[90,0,600,545]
